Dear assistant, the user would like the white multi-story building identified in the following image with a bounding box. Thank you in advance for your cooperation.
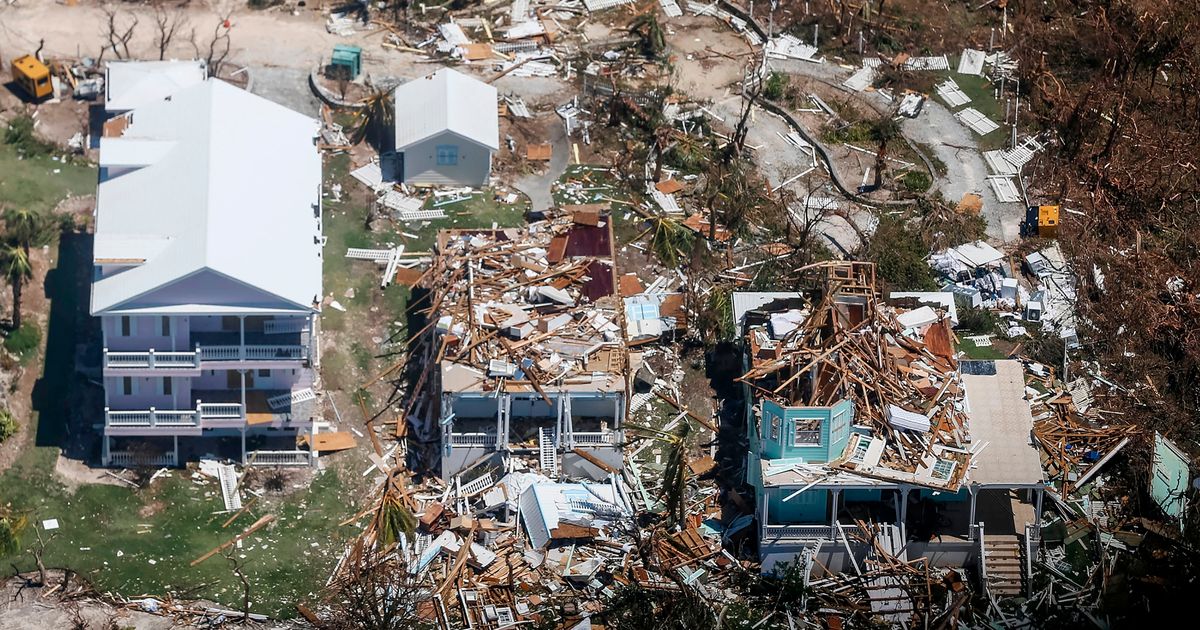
[91,76,324,467]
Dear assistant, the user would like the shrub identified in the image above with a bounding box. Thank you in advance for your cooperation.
[763,72,789,101]
[0,409,16,443]
[957,305,1000,335]
[901,170,932,193]
[3,322,42,362]
[4,115,54,156]
[864,214,938,291]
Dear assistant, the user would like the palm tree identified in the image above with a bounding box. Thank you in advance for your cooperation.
[2,207,53,258]
[351,88,395,150]
[626,421,694,525]
[0,242,33,329]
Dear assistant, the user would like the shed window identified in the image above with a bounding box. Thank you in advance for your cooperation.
[793,418,821,446]
[436,145,459,166]
[769,415,781,441]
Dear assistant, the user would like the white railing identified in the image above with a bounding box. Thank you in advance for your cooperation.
[975,523,989,593]
[763,524,835,540]
[104,348,200,369]
[572,431,617,445]
[451,432,497,446]
[199,345,306,362]
[108,451,178,467]
[1023,522,1038,592]
[247,450,312,466]
[198,402,244,419]
[105,407,200,428]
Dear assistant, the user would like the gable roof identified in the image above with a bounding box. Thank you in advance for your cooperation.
[393,68,499,151]
[105,60,208,112]
[91,79,323,315]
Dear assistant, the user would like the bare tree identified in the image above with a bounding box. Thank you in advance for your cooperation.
[193,11,234,77]
[221,546,253,622]
[100,6,139,62]
[152,2,191,61]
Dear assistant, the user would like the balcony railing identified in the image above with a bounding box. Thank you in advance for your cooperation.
[103,348,200,370]
[105,344,307,369]
[199,345,306,362]
[106,401,245,428]
[763,524,836,541]
[572,431,618,445]
[450,432,497,447]
[247,450,312,466]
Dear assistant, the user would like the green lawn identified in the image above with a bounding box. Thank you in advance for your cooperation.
[956,337,1008,360]
[0,445,359,617]
[0,143,95,211]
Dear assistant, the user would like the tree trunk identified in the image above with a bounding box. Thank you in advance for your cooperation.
[11,278,21,330]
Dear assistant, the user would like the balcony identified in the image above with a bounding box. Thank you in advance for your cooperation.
[103,344,307,372]
[450,432,497,447]
[571,431,618,446]
[104,401,245,434]
[103,348,201,370]
[762,524,837,542]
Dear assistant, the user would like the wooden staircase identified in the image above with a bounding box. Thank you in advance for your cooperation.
[984,537,1024,597]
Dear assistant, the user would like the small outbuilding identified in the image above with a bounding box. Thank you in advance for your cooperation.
[393,68,499,187]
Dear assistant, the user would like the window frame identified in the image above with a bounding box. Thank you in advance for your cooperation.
[162,377,172,396]
[161,316,171,337]
[120,316,131,336]
[792,418,822,447]
[435,144,459,166]
[122,376,133,396]
[769,415,781,441]
[931,459,957,481]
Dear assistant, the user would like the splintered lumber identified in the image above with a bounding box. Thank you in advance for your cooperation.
[654,390,716,432]
[436,522,479,596]
[220,497,260,529]
[191,515,276,566]
[570,448,620,474]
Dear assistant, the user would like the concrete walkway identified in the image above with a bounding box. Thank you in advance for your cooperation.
[513,121,570,213]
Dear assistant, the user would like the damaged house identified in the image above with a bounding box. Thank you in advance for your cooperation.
[421,212,630,483]
[91,78,324,467]
[735,263,1045,597]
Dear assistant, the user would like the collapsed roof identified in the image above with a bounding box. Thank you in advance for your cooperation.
[423,213,629,396]
[738,262,973,491]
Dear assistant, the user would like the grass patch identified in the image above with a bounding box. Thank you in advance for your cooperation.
[956,337,1007,360]
[936,63,1010,151]
[3,322,42,364]
[0,142,96,212]
[0,445,360,617]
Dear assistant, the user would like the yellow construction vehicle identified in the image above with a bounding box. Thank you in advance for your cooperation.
[11,54,53,101]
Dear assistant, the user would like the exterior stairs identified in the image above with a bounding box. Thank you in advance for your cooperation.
[984,537,1024,597]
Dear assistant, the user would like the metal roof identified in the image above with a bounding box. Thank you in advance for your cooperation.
[105,59,207,112]
[393,68,499,151]
[91,79,323,315]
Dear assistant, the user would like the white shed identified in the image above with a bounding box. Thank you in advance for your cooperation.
[393,68,499,187]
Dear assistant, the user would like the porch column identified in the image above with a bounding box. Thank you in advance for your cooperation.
[238,315,246,361]
[830,489,841,536]
[240,370,247,422]
[968,485,978,540]
[240,427,247,464]
[102,435,111,466]
[1034,486,1044,530]
[761,488,769,539]
[173,435,179,467]
[899,486,910,541]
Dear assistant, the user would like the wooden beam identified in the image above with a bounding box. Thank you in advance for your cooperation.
[191,515,276,566]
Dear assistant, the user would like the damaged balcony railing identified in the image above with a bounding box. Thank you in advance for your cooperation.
[571,431,619,445]
[763,524,836,540]
[451,432,497,447]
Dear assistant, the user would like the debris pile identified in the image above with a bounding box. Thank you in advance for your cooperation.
[739,262,972,490]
